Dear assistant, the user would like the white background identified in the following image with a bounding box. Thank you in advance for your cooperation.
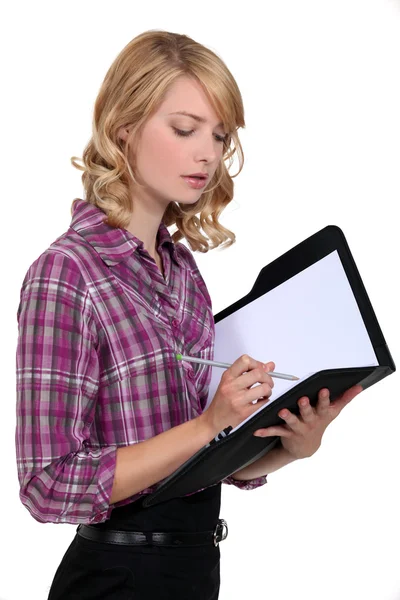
[2,1,399,598]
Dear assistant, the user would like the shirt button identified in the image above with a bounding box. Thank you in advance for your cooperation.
[188,370,195,380]
[172,318,180,328]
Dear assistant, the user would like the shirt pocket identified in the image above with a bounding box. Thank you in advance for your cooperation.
[182,307,214,357]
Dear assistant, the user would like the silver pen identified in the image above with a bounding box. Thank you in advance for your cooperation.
[176,354,299,381]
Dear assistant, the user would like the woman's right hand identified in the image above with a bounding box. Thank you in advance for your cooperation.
[201,354,275,434]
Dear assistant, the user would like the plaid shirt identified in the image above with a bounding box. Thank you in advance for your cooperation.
[15,199,267,525]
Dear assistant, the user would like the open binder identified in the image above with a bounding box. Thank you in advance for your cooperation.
[142,225,396,508]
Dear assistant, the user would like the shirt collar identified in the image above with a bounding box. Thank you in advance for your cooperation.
[69,198,182,267]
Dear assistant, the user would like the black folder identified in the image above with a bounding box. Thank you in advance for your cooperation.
[142,225,396,508]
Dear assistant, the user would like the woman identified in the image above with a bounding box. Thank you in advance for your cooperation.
[15,30,362,599]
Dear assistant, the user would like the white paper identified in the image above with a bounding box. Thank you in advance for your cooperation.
[205,250,378,434]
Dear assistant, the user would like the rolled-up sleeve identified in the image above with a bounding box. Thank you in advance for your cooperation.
[15,250,117,524]
[222,474,267,490]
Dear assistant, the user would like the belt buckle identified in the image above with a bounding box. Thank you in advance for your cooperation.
[213,519,228,547]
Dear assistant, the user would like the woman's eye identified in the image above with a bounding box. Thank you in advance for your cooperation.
[172,127,227,144]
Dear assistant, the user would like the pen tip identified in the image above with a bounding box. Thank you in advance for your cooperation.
[293,376,299,380]
[176,353,182,360]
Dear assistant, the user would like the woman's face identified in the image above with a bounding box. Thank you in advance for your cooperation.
[121,76,228,208]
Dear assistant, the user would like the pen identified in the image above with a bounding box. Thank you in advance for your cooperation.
[176,354,299,381]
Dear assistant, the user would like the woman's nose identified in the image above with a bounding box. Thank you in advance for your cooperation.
[196,138,219,163]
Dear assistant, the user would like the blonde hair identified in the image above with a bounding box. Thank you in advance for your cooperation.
[71,29,246,253]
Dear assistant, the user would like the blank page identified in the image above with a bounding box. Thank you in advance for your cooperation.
[205,250,378,417]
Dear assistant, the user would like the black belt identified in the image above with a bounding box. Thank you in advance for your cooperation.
[76,518,228,547]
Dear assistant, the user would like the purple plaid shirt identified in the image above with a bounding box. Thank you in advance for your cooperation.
[15,198,267,525]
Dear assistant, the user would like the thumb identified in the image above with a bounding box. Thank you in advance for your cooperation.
[264,361,275,372]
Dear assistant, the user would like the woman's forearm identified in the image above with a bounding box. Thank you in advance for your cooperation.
[109,414,216,504]
[231,445,297,480]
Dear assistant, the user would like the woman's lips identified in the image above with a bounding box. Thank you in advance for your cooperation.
[181,176,208,189]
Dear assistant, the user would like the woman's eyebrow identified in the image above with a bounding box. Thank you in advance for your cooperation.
[168,110,224,128]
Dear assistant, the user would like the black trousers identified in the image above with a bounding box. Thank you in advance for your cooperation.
[47,483,222,600]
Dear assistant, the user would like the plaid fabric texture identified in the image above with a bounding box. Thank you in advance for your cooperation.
[15,199,267,524]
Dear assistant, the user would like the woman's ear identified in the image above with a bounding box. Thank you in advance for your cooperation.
[117,125,130,142]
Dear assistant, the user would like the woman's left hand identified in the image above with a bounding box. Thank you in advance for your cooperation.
[253,384,363,459]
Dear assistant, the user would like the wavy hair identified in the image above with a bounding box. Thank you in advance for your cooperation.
[70,29,246,253]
